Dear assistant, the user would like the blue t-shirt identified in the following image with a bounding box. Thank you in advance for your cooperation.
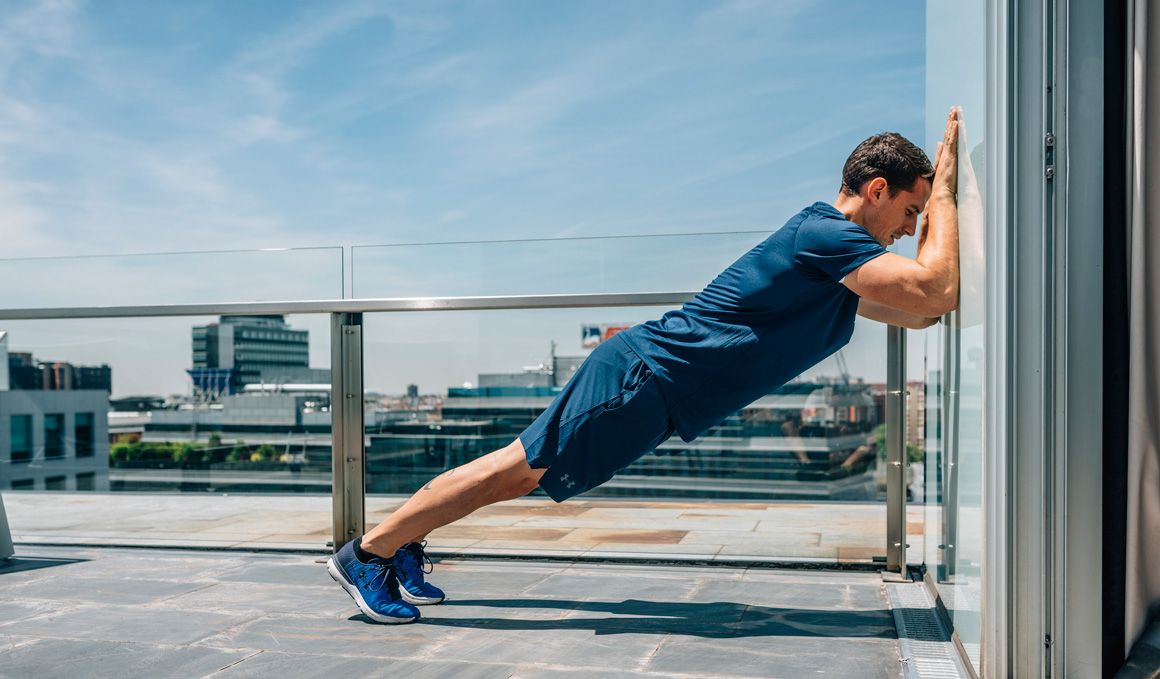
[619,202,887,442]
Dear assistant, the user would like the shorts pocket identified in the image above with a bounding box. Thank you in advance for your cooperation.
[599,360,653,413]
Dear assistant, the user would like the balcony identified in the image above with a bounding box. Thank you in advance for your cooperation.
[0,240,968,676]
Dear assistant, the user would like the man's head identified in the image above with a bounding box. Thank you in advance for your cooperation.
[836,132,934,246]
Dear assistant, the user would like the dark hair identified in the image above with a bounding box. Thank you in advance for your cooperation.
[840,132,933,197]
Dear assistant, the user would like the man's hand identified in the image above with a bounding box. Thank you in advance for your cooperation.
[919,108,960,251]
[931,108,960,204]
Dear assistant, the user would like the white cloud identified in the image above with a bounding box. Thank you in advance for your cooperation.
[140,154,228,202]
[439,209,468,224]
[693,0,813,40]
[229,115,301,145]
[0,0,81,79]
[0,180,56,254]
[229,1,393,110]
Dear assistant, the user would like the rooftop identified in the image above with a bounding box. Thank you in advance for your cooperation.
[1,544,949,678]
[1,492,973,676]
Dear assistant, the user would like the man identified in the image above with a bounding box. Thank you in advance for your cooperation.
[329,108,961,624]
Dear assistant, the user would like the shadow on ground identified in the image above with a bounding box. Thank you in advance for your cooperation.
[348,598,898,639]
[0,556,88,575]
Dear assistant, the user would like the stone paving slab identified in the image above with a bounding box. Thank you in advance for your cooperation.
[0,604,259,647]
[0,637,254,679]
[0,575,209,607]
[213,652,519,678]
[646,635,902,678]
[0,546,905,678]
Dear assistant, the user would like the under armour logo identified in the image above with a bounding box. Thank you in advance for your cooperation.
[560,474,576,489]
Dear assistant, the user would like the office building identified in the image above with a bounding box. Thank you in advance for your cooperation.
[0,332,110,491]
[189,315,329,397]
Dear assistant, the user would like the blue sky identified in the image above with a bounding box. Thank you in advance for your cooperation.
[0,0,928,395]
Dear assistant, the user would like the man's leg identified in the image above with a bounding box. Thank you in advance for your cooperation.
[328,438,542,621]
[360,438,543,558]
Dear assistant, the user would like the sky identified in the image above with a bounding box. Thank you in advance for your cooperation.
[0,0,930,396]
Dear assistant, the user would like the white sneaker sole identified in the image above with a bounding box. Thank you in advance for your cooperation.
[399,586,445,606]
[327,557,417,624]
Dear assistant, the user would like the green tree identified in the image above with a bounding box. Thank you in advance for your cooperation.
[252,444,276,462]
[906,443,925,464]
[172,443,191,465]
[110,442,132,464]
[872,424,926,464]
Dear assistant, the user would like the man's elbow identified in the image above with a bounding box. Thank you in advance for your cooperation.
[917,275,958,317]
[928,293,957,317]
[934,280,960,316]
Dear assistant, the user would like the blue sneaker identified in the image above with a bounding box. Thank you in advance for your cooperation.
[328,540,419,624]
[393,541,446,605]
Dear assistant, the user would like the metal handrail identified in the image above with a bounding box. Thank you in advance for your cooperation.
[0,292,699,320]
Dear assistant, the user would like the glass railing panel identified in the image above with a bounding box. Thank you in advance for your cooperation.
[363,303,892,563]
[0,247,343,309]
[351,233,764,298]
[0,314,332,551]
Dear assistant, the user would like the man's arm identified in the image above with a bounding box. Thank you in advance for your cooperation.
[844,108,960,317]
[857,298,939,329]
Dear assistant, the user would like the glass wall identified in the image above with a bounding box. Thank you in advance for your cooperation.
[915,1,989,673]
[357,234,894,562]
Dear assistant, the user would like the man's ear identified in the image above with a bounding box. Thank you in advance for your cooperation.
[864,177,888,205]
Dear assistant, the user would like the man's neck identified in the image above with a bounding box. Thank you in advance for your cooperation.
[832,193,867,228]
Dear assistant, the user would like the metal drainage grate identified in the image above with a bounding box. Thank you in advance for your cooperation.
[887,583,973,679]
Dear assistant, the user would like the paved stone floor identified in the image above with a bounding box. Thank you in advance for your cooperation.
[0,546,906,678]
[5,493,929,564]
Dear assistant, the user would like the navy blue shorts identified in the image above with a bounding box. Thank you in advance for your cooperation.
[520,333,675,502]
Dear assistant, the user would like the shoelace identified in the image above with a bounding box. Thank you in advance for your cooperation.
[403,540,435,578]
[356,560,392,593]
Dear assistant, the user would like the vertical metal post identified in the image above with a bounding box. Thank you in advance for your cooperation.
[886,324,908,573]
[331,312,365,552]
[941,312,962,580]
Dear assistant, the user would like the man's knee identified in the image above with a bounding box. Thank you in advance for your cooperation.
[486,440,543,500]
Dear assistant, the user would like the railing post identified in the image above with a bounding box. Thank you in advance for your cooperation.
[886,324,908,573]
[331,312,365,552]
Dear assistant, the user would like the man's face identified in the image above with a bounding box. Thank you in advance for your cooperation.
[862,177,932,247]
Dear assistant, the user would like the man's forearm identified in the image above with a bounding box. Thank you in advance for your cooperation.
[858,298,939,329]
[915,194,959,308]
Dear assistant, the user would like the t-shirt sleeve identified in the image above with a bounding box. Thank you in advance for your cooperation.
[794,215,888,282]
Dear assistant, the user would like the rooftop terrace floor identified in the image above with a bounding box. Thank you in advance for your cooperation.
[5,492,930,564]
[0,545,921,678]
